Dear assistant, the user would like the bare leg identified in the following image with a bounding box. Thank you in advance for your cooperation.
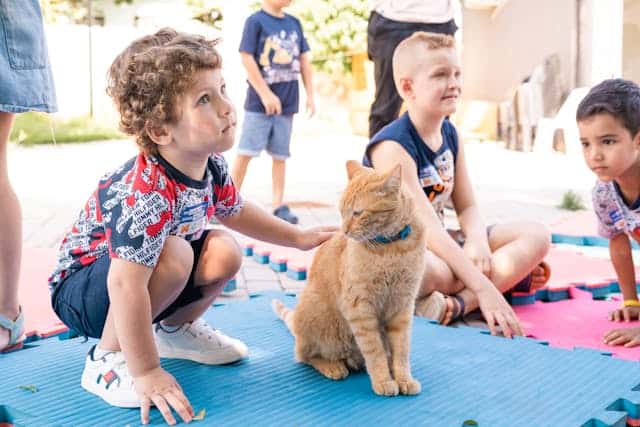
[98,236,195,351]
[456,221,550,313]
[386,308,420,395]
[0,112,20,350]
[417,222,550,319]
[161,229,241,326]
[230,155,252,191]
[272,158,286,208]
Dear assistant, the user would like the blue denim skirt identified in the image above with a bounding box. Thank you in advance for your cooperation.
[0,0,57,113]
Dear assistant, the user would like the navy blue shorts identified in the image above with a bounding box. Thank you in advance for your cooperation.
[51,231,210,339]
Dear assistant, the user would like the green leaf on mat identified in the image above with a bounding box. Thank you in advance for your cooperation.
[18,384,39,393]
[193,409,206,421]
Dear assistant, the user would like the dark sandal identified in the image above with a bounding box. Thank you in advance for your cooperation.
[445,295,466,324]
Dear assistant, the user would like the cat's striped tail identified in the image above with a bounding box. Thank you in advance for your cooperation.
[271,299,295,333]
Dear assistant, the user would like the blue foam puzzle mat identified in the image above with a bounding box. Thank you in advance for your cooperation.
[2,292,640,426]
[552,233,640,250]
[285,269,306,281]
[269,260,287,273]
[252,252,269,264]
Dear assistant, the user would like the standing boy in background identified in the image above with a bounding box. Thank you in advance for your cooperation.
[577,78,640,348]
[231,0,315,225]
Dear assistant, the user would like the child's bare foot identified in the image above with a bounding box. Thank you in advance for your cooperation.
[604,327,640,347]
[530,262,551,289]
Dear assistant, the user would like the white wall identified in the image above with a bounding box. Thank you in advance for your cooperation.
[623,0,640,83]
[577,0,623,86]
[44,20,224,121]
[461,0,576,102]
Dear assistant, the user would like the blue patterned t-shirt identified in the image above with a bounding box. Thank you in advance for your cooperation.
[239,10,310,114]
[592,179,640,240]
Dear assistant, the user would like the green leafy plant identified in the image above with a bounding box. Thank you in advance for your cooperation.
[558,190,586,211]
[251,0,369,76]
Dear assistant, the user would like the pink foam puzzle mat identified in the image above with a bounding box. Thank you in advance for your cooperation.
[514,287,640,361]
[515,246,640,303]
[551,210,640,248]
[16,247,68,342]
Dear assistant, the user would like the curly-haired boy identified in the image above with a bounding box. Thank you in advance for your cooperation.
[48,28,334,425]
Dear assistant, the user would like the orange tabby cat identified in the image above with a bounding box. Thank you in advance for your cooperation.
[272,160,425,396]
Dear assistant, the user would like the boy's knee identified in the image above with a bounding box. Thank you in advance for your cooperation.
[157,236,194,285]
[197,230,242,285]
[216,234,243,276]
[528,222,551,256]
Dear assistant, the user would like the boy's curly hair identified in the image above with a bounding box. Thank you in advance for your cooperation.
[107,28,221,155]
[576,78,640,137]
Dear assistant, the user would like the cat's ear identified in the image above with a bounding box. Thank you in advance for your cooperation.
[346,160,363,180]
[382,163,402,190]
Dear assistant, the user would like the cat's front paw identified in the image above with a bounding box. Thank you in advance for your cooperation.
[372,379,399,396]
[397,377,421,395]
[321,363,349,380]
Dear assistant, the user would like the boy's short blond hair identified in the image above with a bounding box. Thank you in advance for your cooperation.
[107,28,222,156]
[392,31,456,90]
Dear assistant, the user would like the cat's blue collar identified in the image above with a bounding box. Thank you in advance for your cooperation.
[372,224,412,244]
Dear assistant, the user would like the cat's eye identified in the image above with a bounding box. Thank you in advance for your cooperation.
[352,210,363,217]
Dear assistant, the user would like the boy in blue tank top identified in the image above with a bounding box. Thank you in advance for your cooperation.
[364,32,551,337]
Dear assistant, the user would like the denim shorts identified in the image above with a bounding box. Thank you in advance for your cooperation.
[51,231,210,339]
[0,0,57,113]
[238,111,294,159]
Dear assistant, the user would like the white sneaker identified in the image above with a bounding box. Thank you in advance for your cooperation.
[154,318,248,365]
[80,345,139,408]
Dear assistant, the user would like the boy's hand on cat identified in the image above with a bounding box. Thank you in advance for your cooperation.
[295,226,338,250]
[604,327,640,347]
[135,367,194,425]
[476,286,523,338]
[463,240,493,278]
[609,306,640,322]
[260,91,282,115]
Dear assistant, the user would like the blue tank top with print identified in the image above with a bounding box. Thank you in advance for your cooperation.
[363,112,459,223]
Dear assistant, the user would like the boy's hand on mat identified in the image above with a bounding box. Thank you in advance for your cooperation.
[604,327,640,347]
[260,91,282,115]
[135,367,194,425]
[295,226,338,250]
[463,240,493,278]
[476,285,523,338]
[609,306,640,322]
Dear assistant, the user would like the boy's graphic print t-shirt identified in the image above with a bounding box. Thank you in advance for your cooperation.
[363,113,459,223]
[239,10,310,114]
[592,179,640,240]
[48,154,242,289]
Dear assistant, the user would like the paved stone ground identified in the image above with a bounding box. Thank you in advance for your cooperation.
[8,108,595,299]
